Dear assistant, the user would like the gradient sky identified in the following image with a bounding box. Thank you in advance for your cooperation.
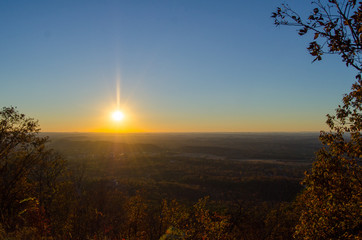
[0,0,358,132]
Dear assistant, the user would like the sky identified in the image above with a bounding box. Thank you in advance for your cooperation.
[0,0,358,132]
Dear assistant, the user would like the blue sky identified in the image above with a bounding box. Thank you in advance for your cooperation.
[0,0,357,132]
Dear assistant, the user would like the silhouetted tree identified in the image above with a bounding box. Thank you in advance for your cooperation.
[272,1,362,239]
[0,106,65,237]
[0,107,47,229]
[272,0,362,74]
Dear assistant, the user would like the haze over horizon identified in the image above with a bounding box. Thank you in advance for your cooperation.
[0,0,357,133]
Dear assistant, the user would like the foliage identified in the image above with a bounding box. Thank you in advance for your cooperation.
[160,197,231,240]
[272,0,362,73]
[294,80,362,239]
[123,194,149,240]
[264,202,301,240]
[273,1,362,239]
[0,106,65,236]
[0,106,47,229]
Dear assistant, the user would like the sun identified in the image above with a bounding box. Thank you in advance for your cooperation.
[112,110,125,121]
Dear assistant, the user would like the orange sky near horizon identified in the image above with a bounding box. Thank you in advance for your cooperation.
[36,106,328,133]
[2,1,356,134]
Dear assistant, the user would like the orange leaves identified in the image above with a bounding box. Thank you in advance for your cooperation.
[295,81,362,239]
[160,197,231,240]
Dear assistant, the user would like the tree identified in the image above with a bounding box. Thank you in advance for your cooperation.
[0,106,65,235]
[160,197,231,240]
[29,148,66,226]
[272,0,362,74]
[272,1,362,239]
[294,81,362,239]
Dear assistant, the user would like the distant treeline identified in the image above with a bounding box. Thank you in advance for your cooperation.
[48,132,321,161]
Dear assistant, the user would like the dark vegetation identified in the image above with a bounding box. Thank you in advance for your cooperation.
[49,132,315,204]
[0,107,313,239]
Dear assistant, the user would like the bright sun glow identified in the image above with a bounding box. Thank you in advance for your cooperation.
[112,110,125,121]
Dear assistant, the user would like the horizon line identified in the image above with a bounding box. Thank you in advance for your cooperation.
[41,131,321,134]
